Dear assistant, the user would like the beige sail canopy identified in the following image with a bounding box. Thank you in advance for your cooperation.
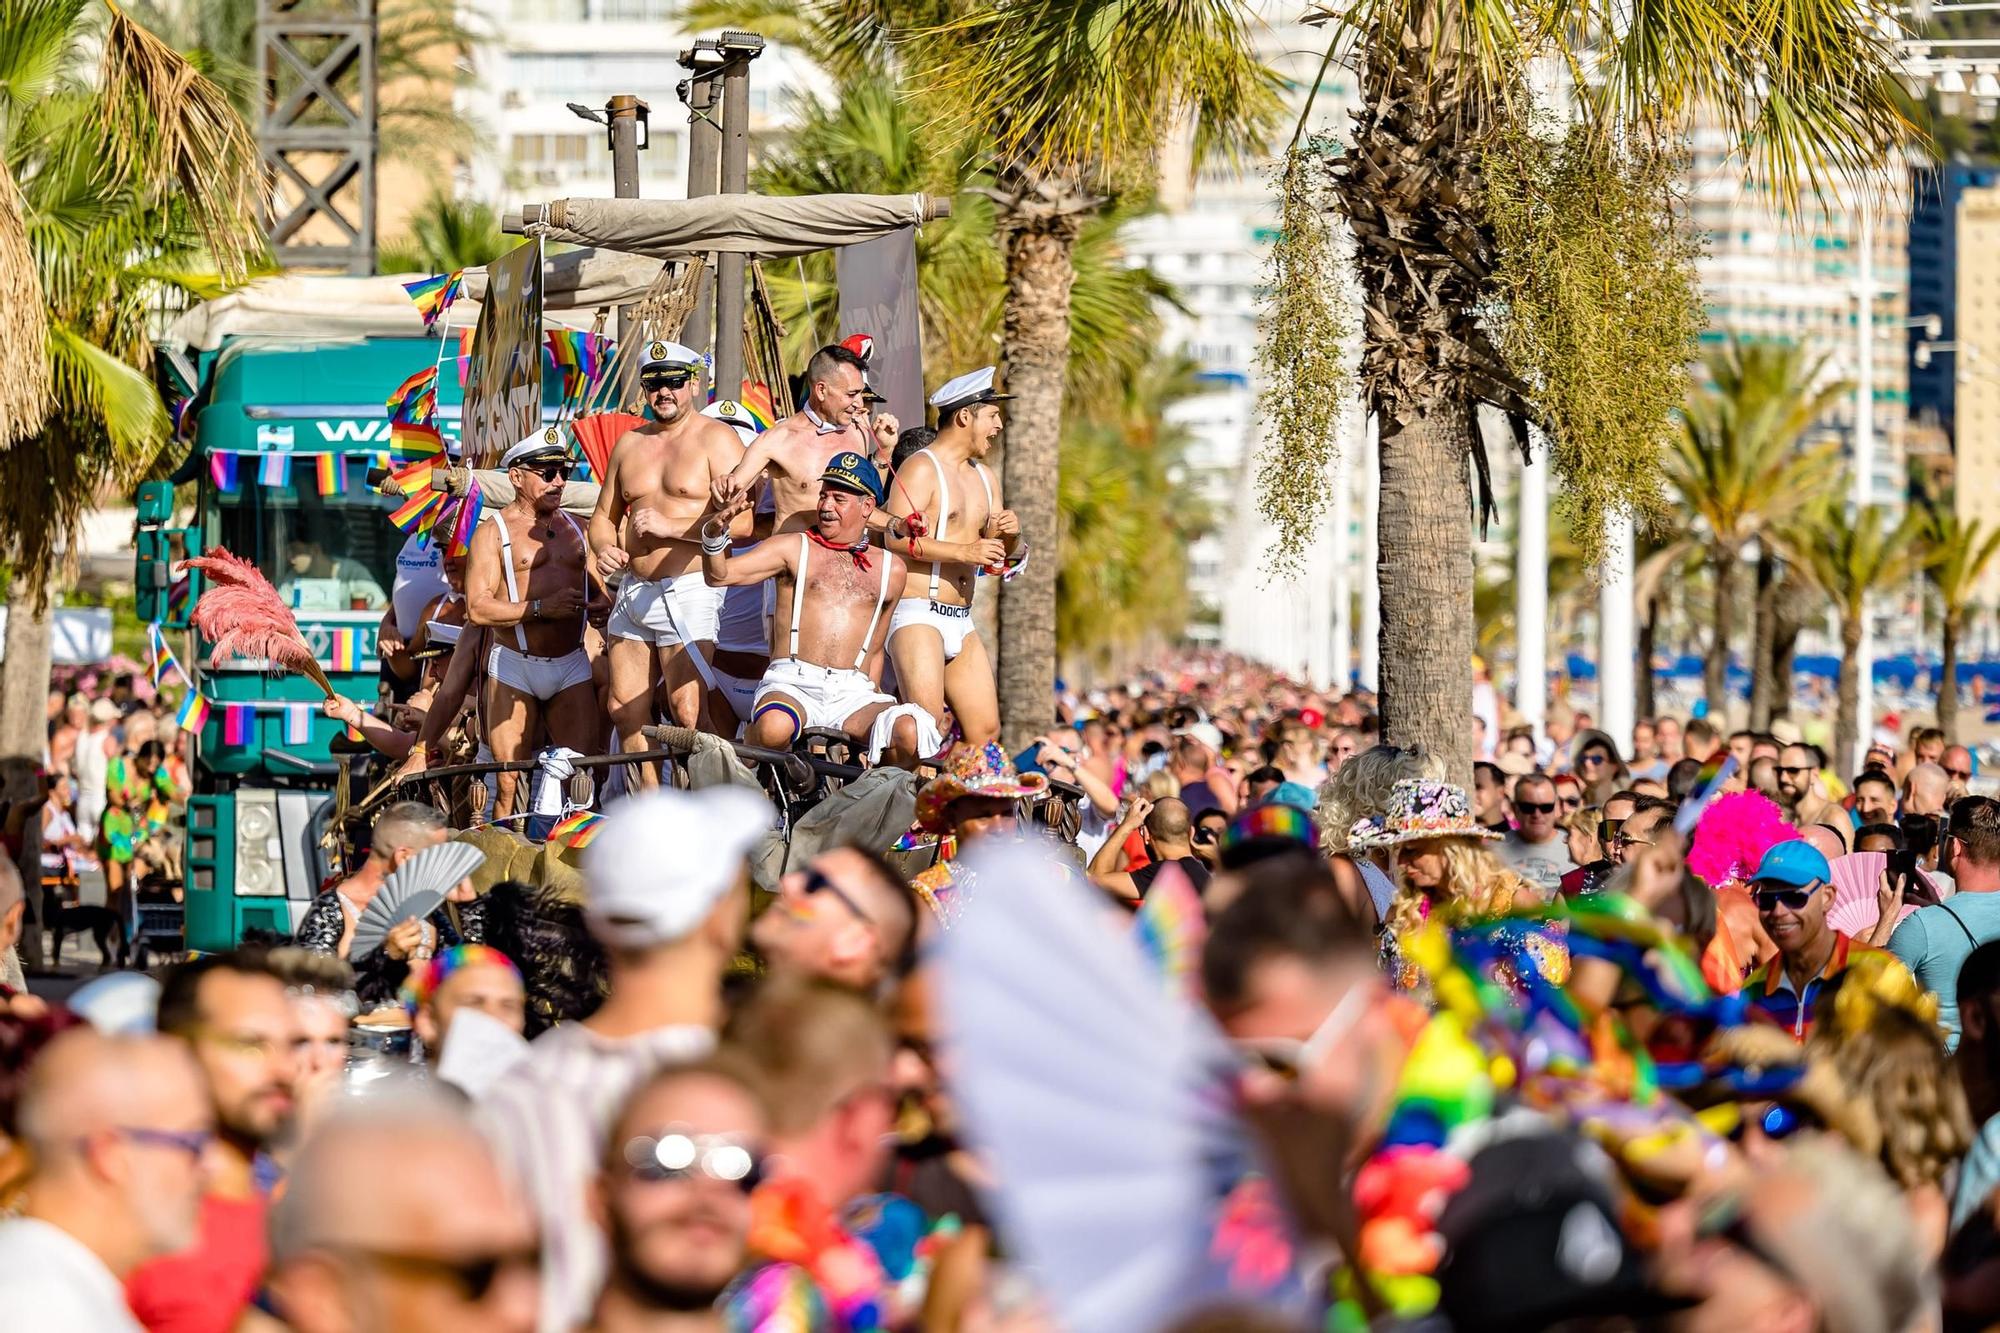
[518,192,951,259]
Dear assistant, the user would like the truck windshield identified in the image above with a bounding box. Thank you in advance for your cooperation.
[210,480,397,613]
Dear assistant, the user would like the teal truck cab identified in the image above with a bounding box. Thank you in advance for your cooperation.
[143,270,615,951]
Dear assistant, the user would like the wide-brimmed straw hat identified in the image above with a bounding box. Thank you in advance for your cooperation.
[914,742,1049,832]
[1349,778,1504,850]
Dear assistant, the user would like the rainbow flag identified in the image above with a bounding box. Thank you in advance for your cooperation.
[401,271,464,332]
[547,810,604,850]
[284,703,313,746]
[456,326,475,388]
[209,452,240,493]
[386,457,437,497]
[222,704,253,746]
[175,691,210,735]
[329,628,362,673]
[315,453,343,495]
[1672,754,1740,838]
[386,366,438,425]
[447,479,484,557]
[258,453,291,488]
[390,420,444,466]
[389,488,447,540]
[546,330,608,401]
[147,623,184,690]
[739,381,777,430]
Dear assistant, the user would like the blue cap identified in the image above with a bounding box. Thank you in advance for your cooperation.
[1751,839,1831,888]
[1262,781,1318,813]
[820,450,884,504]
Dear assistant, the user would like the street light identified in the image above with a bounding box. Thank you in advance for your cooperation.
[1915,338,1978,369]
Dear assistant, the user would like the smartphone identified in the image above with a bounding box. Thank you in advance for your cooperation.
[1888,846,1917,890]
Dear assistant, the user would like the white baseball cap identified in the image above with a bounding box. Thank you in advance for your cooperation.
[583,786,774,948]
[1174,721,1226,754]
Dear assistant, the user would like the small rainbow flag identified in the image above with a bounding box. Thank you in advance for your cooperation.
[390,420,444,465]
[447,479,484,557]
[389,488,447,539]
[209,452,240,493]
[175,691,210,735]
[546,330,608,401]
[222,704,253,746]
[547,809,604,849]
[386,366,438,425]
[329,628,362,673]
[258,453,291,489]
[455,326,475,388]
[1672,754,1740,838]
[147,623,184,690]
[284,703,313,746]
[738,381,777,431]
[386,457,437,497]
[401,271,464,332]
[315,453,343,495]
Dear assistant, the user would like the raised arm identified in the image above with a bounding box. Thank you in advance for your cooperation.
[723,428,779,497]
[587,442,631,579]
[701,494,794,588]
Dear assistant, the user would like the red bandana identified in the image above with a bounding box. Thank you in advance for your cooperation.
[808,529,872,571]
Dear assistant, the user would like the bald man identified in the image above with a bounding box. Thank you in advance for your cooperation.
[267,1092,540,1333]
[0,1031,212,1331]
[1087,796,1210,900]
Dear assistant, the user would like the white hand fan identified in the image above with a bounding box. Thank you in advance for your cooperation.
[1825,851,1918,940]
[350,840,487,959]
[435,1007,530,1098]
[936,842,1263,1333]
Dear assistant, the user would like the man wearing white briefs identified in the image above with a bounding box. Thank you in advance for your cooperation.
[884,366,1022,754]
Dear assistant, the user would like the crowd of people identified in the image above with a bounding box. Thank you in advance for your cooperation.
[9,638,2000,1331]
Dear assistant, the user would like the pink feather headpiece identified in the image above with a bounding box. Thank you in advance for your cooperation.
[1687,790,1793,888]
[186,550,336,699]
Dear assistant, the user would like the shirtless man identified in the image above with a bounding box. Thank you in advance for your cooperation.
[720,343,900,535]
[702,451,937,765]
[466,431,598,817]
[588,340,749,770]
[885,367,1020,754]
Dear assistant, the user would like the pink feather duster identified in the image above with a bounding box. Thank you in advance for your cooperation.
[187,550,336,700]
[1687,790,1794,889]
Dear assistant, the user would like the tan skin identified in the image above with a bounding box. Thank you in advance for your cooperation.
[703,483,920,761]
[884,402,1018,750]
[466,459,600,819]
[589,369,751,750]
[719,361,895,535]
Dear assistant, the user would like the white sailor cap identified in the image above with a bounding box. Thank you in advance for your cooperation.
[927,366,1013,413]
[701,399,761,437]
[638,340,705,373]
[500,424,571,469]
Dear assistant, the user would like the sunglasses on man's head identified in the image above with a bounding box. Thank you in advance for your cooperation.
[1518,800,1557,815]
[639,370,693,391]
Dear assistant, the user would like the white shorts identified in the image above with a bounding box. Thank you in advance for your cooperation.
[487,645,593,701]
[887,597,976,662]
[751,658,940,761]
[608,570,723,648]
[716,573,774,654]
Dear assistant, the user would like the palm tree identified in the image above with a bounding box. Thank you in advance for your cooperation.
[1,0,266,962]
[378,191,510,275]
[1784,499,1927,772]
[689,0,1281,745]
[1259,0,1920,776]
[1920,505,2000,743]
[1664,336,1846,719]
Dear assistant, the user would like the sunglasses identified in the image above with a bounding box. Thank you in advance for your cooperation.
[1775,765,1813,777]
[1235,980,1375,1080]
[1579,752,1609,767]
[1559,796,1582,810]
[1753,882,1821,911]
[801,865,872,924]
[639,371,693,391]
[1517,800,1557,815]
[1948,768,1973,781]
[331,1242,541,1302]
[520,461,571,482]
[621,1130,767,1192]
[108,1125,214,1161]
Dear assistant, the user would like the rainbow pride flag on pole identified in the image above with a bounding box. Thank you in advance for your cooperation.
[547,810,604,849]
[386,366,439,425]
[738,381,777,431]
[390,489,447,541]
[147,623,185,690]
[401,271,465,332]
[175,691,211,735]
[390,420,444,466]
[546,330,608,402]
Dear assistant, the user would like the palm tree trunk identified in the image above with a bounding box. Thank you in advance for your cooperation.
[1748,547,1778,730]
[1636,592,1658,721]
[1941,609,1962,744]
[1377,402,1476,780]
[1835,611,1862,775]
[1706,549,1733,722]
[0,576,51,969]
[993,176,1085,749]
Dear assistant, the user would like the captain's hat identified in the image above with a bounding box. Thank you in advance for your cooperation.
[638,340,704,373]
[927,366,1013,417]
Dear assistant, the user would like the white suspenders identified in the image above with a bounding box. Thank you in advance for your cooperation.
[790,533,892,670]
[920,450,995,601]
[487,509,582,651]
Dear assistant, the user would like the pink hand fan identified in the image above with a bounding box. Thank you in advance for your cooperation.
[1824,851,1917,940]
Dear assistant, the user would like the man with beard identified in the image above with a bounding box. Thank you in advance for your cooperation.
[591,341,750,758]
[471,432,600,816]
[128,949,300,1332]
[584,1056,774,1332]
[703,452,933,763]
[884,367,1019,755]
[1774,743,1843,830]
